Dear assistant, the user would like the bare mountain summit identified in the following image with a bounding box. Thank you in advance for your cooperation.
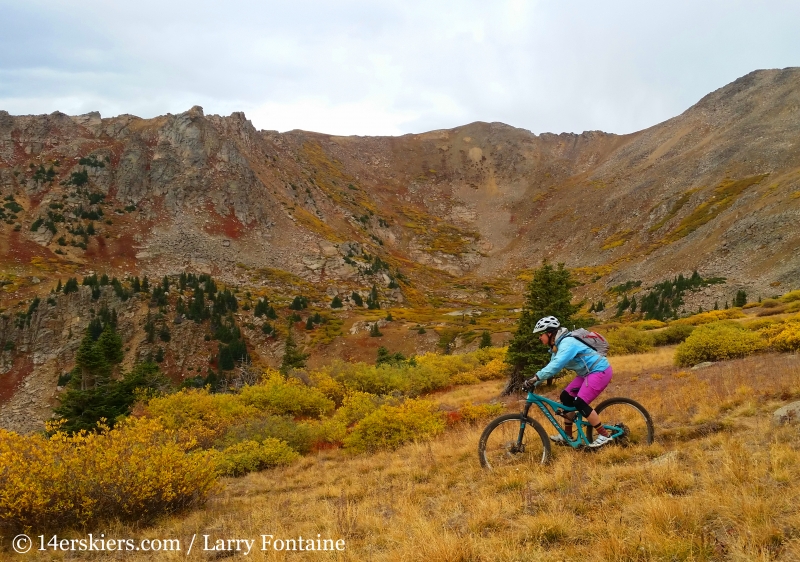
[1,68,799,301]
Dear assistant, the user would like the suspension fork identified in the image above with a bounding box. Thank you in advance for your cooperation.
[516,400,534,446]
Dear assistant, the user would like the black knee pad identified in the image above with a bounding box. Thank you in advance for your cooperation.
[574,397,594,418]
[559,390,575,407]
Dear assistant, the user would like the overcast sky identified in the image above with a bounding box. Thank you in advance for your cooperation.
[1,0,798,136]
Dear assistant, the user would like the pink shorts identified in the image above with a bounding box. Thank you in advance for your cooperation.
[564,366,613,404]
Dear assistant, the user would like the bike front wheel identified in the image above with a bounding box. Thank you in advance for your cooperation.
[588,397,654,446]
[478,414,552,469]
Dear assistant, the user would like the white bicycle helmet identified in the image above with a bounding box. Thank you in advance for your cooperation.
[533,316,560,334]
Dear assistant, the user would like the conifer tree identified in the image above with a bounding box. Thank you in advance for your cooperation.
[280,327,309,375]
[479,330,492,348]
[96,323,123,366]
[504,262,581,394]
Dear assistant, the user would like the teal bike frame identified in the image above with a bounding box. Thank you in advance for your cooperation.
[520,384,625,448]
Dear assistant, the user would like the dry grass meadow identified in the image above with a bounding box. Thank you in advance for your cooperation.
[47,350,799,562]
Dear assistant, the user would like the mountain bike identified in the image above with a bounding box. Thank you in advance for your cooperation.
[478,382,654,469]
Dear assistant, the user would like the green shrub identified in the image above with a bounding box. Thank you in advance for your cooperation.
[343,399,445,453]
[215,438,298,477]
[652,324,695,346]
[675,322,766,367]
[221,415,318,454]
[239,374,334,418]
[606,327,654,356]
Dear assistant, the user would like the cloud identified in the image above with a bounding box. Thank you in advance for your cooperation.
[1,0,798,135]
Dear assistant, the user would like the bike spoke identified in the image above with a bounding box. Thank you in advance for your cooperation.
[478,416,550,469]
[592,398,654,447]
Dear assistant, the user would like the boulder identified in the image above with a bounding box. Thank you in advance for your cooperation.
[773,401,800,426]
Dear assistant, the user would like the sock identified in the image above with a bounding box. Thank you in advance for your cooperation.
[564,421,573,439]
[593,422,609,437]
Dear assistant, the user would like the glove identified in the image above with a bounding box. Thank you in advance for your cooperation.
[521,376,539,392]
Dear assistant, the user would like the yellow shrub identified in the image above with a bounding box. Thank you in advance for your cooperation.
[455,402,504,424]
[215,438,299,477]
[606,327,654,356]
[785,301,800,313]
[0,418,216,531]
[740,317,784,331]
[415,352,482,377]
[239,374,335,418]
[333,392,386,426]
[143,389,259,448]
[764,320,800,352]
[343,399,445,453]
[473,346,508,364]
[317,360,450,396]
[671,309,745,326]
[630,320,667,331]
[308,370,347,405]
[761,299,782,308]
[675,322,766,367]
[449,371,481,385]
[781,290,800,303]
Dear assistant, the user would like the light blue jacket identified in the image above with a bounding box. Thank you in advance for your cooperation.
[536,331,609,380]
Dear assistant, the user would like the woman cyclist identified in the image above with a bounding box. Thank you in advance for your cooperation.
[521,316,613,448]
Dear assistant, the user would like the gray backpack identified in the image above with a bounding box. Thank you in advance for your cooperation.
[568,329,609,357]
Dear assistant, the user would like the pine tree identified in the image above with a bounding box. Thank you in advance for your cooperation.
[734,289,747,308]
[367,284,380,309]
[369,322,383,337]
[96,323,123,366]
[331,295,343,308]
[305,316,314,330]
[479,330,492,348]
[280,327,309,375]
[504,262,581,394]
[73,329,111,390]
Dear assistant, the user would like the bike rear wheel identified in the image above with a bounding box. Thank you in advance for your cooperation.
[478,414,552,469]
[588,397,654,446]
